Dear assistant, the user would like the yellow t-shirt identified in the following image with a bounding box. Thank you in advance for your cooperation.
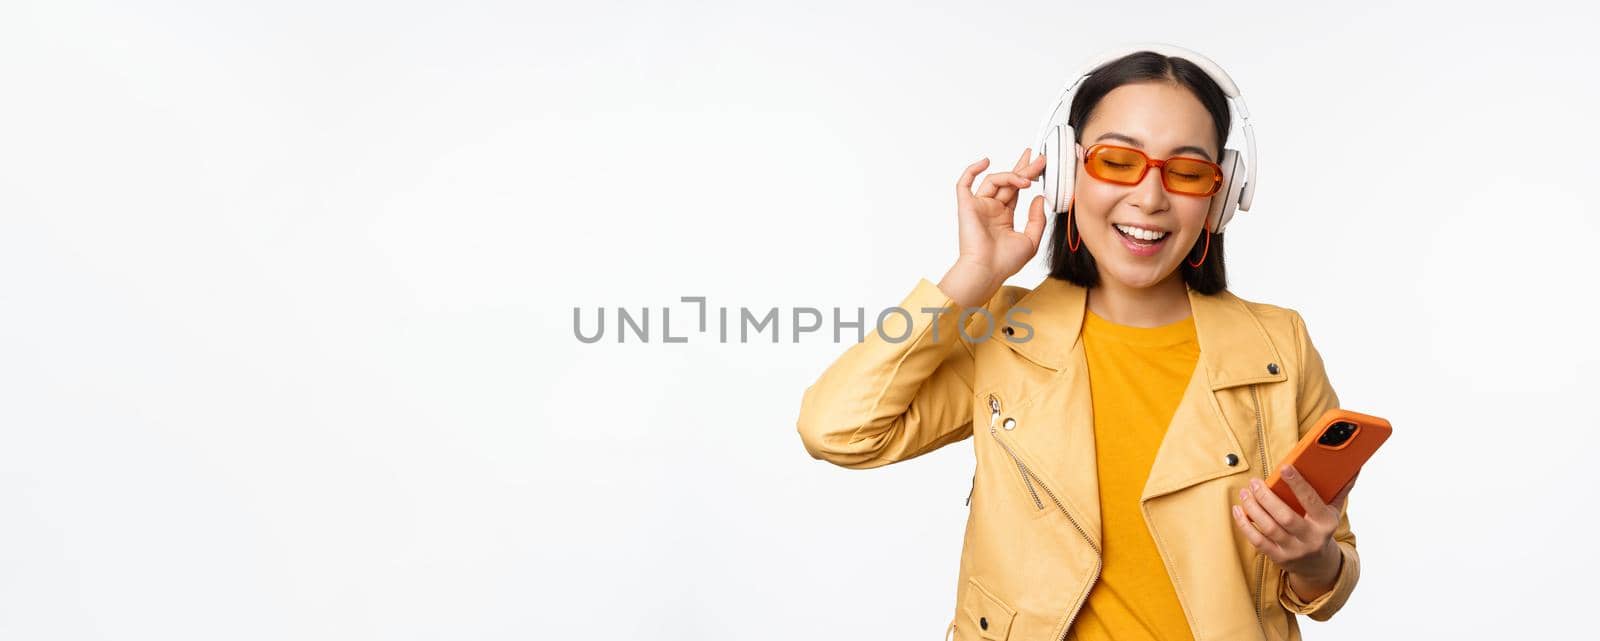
[1067,308,1201,641]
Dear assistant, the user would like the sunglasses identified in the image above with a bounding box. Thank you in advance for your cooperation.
[1079,143,1223,197]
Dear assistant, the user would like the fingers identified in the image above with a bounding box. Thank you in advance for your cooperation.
[1232,502,1285,560]
[972,172,1036,204]
[1279,465,1329,515]
[957,157,990,207]
[1240,482,1305,543]
[1021,149,1046,180]
[1023,195,1047,250]
[976,170,1031,201]
[1236,471,1357,568]
[1001,148,1034,202]
[976,148,1035,203]
[994,148,1031,205]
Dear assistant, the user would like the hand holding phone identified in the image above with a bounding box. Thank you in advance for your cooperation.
[1265,408,1391,516]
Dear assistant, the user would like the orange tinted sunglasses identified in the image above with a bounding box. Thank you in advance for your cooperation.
[1080,143,1223,197]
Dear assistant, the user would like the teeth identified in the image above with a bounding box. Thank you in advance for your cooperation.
[1115,224,1168,241]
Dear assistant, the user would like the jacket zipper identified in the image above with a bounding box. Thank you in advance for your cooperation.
[986,394,1102,641]
[1249,384,1268,630]
[989,395,1043,509]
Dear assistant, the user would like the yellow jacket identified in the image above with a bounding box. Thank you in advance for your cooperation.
[796,276,1360,641]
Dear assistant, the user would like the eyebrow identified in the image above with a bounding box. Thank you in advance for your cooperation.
[1092,132,1214,162]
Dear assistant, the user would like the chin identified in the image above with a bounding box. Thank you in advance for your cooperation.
[1103,261,1181,290]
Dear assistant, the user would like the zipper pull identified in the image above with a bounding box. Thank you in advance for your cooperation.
[987,394,1001,428]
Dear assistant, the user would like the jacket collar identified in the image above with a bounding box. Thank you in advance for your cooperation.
[1002,276,1287,390]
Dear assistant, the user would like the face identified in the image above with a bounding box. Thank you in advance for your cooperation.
[1072,81,1219,290]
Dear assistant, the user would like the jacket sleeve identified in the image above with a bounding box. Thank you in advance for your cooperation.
[1277,309,1360,621]
[795,278,985,469]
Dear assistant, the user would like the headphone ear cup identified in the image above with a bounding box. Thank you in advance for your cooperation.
[1208,148,1245,233]
[1040,125,1076,215]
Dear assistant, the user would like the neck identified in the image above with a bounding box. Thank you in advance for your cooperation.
[1086,271,1192,327]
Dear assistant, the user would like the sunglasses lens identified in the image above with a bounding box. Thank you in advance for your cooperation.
[1163,158,1221,196]
[1086,146,1148,183]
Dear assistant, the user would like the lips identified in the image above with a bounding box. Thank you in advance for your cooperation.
[1113,223,1168,257]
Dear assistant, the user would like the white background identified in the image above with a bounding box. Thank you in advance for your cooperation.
[3,1,1597,639]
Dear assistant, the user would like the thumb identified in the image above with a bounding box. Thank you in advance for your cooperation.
[1023,195,1047,251]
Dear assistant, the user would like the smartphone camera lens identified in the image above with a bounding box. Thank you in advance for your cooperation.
[1318,421,1357,446]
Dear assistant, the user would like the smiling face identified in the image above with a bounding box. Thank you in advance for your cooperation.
[1072,81,1220,290]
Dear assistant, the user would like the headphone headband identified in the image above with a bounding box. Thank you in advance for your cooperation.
[1032,42,1258,216]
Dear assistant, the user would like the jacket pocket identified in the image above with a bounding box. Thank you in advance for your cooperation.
[959,577,1017,641]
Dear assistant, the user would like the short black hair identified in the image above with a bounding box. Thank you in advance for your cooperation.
[1046,51,1232,295]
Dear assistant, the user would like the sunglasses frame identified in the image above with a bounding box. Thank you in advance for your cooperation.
[1079,143,1224,197]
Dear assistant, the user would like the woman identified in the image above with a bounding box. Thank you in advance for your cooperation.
[796,48,1362,641]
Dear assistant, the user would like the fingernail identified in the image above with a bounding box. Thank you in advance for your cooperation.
[1282,465,1295,478]
[1250,479,1263,490]
[1239,489,1248,500]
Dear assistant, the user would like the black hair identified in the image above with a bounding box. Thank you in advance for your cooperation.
[1046,51,1232,295]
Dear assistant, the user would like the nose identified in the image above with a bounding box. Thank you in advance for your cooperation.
[1129,163,1170,214]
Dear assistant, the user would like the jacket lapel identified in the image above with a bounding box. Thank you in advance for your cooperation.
[1140,285,1288,501]
[990,276,1292,543]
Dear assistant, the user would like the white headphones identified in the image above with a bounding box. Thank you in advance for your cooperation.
[1033,42,1258,233]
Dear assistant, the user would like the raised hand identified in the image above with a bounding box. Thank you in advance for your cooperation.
[938,148,1050,308]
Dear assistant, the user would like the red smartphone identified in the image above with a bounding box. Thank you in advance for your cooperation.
[1264,408,1391,516]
